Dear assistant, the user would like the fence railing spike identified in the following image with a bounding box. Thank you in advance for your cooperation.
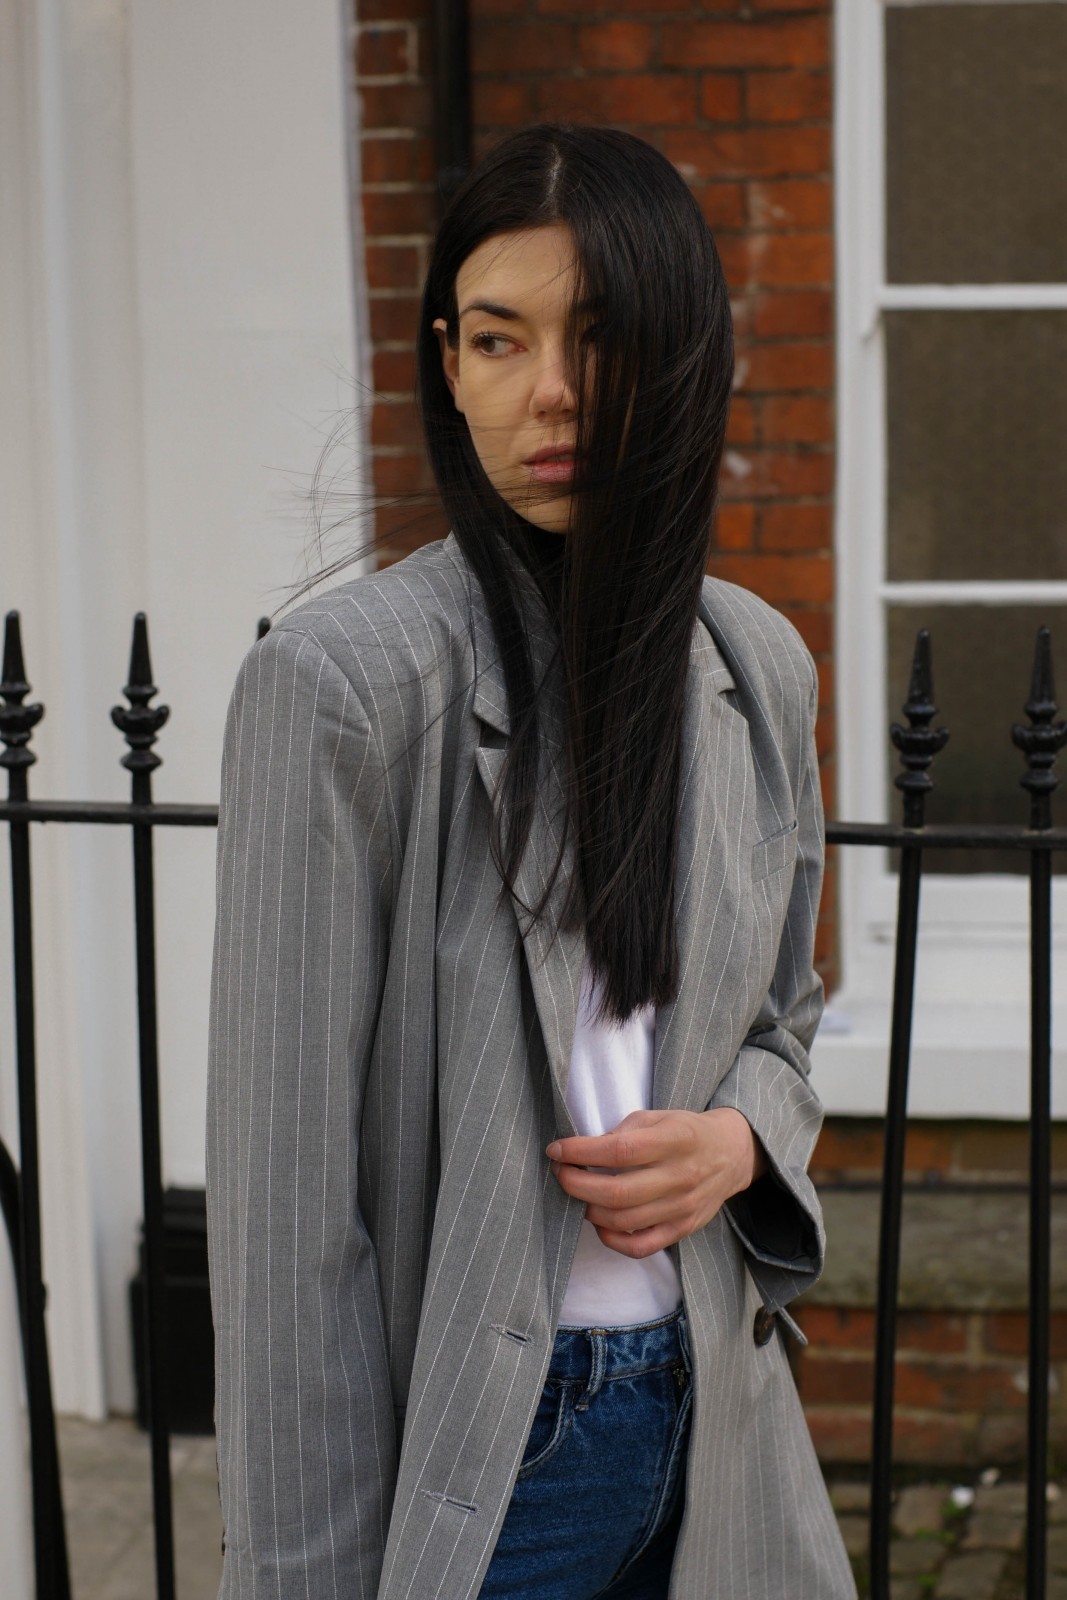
[1012,627,1067,832]
[0,612,44,777]
[110,614,170,779]
[890,627,950,828]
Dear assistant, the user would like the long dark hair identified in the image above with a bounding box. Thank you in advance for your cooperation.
[417,123,734,1023]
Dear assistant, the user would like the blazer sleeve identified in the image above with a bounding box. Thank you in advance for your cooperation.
[206,624,399,1596]
[705,656,827,1332]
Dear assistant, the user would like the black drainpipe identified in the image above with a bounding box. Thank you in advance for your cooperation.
[432,0,472,205]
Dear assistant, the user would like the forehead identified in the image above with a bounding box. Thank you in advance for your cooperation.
[456,223,578,312]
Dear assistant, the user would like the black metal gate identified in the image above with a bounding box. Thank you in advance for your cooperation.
[0,609,1064,1600]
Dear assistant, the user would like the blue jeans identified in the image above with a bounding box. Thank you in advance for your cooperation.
[479,1306,693,1599]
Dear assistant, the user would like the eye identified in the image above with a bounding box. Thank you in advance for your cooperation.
[468,331,517,357]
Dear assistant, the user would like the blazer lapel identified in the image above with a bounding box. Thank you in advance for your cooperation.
[463,543,586,1135]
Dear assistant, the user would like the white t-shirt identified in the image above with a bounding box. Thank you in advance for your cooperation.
[558,958,684,1327]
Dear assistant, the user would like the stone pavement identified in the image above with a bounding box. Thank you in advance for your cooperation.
[49,1415,1067,1600]
[829,1472,1067,1600]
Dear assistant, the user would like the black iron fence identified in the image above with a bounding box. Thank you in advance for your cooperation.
[0,609,1064,1600]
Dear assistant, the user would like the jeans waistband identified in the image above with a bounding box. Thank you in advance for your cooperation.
[547,1305,691,1395]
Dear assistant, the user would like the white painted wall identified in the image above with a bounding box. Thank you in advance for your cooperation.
[0,0,365,1565]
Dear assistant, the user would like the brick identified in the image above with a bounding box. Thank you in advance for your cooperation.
[794,1306,876,1350]
[362,188,437,236]
[537,74,698,126]
[804,1404,872,1463]
[577,21,653,70]
[956,1123,1030,1175]
[759,501,831,550]
[696,184,746,230]
[372,452,435,494]
[761,394,832,445]
[753,232,833,287]
[661,17,829,71]
[471,21,574,74]
[749,450,834,500]
[894,1361,1025,1413]
[798,1354,874,1407]
[782,606,831,656]
[985,1312,1067,1360]
[373,348,417,394]
[474,80,536,126]
[358,0,431,18]
[700,74,744,123]
[365,243,422,291]
[356,25,414,80]
[358,82,434,131]
[750,0,831,9]
[891,1410,976,1466]
[664,126,827,181]
[745,68,831,124]
[811,1118,883,1173]
[708,552,831,604]
[750,177,832,230]
[713,502,756,552]
[537,0,689,14]
[752,289,832,338]
[725,395,756,445]
[369,294,423,343]
[362,134,435,185]
[742,340,833,392]
[373,500,449,555]
[371,399,421,448]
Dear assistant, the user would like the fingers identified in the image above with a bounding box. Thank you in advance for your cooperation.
[592,1221,682,1259]
[546,1111,687,1171]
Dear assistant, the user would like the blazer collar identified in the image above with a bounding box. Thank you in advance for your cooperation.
[446,531,747,1129]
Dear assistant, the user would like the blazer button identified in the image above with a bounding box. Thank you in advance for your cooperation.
[753,1307,777,1346]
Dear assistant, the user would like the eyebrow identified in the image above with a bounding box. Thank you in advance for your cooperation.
[457,296,606,322]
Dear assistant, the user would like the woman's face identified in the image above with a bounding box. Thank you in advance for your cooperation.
[433,222,589,537]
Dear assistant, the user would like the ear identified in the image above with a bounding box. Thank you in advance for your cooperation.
[432,317,464,412]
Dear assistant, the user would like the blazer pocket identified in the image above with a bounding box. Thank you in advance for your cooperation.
[751,819,799,881]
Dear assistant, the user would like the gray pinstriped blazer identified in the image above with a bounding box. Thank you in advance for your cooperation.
[206,531,856,1599]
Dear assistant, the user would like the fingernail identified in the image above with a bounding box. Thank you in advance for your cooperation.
[546,1142,562,1160]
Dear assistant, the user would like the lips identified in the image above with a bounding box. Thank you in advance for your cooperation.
[522,446,581,486]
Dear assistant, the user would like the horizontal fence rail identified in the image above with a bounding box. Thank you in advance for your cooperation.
[0,609,1063,1600]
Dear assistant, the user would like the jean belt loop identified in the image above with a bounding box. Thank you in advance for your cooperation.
[576,1329,606,1410]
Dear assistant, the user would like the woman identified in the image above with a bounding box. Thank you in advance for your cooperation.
[206,123,855,1599]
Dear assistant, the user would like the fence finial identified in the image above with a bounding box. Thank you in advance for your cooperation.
[890,629,949,828]
[110,613,170,777]
[1012,626,1067,832]
[0,611,44,778]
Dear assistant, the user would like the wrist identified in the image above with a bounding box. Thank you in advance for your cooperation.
[704,1107,767,1195]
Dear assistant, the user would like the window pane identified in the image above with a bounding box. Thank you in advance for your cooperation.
[886,310,1067,581]
[886,605,1066,874]
[886,4,1067,284]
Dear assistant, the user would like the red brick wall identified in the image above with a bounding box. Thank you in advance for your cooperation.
[355,5,836,983]
[797,1118,1067,1466]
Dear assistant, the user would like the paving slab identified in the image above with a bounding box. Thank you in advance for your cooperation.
[894,1483,949,1536]
[935,1548,1007,1600]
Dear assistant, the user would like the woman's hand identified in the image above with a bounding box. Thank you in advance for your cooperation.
[545,1108,769,1259]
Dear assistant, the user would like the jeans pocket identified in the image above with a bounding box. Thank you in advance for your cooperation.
[516,1379,573,1481]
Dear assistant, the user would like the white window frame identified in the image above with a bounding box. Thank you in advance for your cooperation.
[818,0,1067,1119]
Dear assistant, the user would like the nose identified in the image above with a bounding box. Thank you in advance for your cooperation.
[529,340,578,421]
